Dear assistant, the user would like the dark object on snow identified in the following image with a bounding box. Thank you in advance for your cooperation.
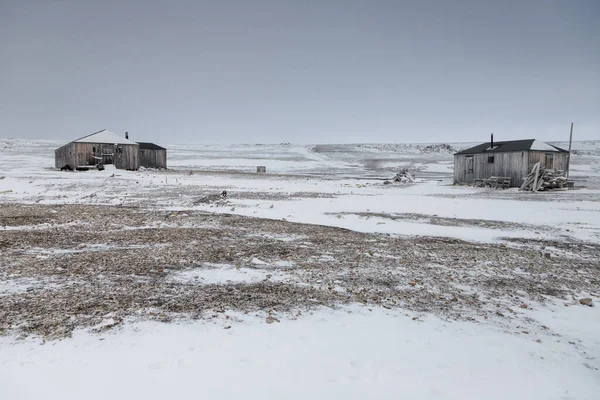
[194,192,229,206]
[60,165,73,171]
[96,163,105,171]
[257,166,266,173]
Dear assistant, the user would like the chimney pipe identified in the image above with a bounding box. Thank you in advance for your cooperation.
[125,131,129,140]
[491,133,494,148]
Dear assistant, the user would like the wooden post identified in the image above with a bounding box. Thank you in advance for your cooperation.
[566,122,574,178]
[532,163,540,192]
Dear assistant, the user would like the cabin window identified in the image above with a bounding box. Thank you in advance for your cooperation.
[117,147,123,154]
[488,156,495,164]
[545,153,555,169]
[466,156,474,173]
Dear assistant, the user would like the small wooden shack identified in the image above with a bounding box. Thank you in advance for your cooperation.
[55,130,140,171]
[454,136,568,187]
[137,142,167,169]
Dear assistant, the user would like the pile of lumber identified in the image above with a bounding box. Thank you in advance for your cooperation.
[392,169,416,183]
[474,176,511,189]
[520,162,568,192]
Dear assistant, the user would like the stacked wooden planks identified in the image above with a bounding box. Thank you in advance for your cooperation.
[474,176,511,189]
[520,162,568,192]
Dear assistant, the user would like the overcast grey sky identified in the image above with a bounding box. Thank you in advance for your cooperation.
[1,0,598,144]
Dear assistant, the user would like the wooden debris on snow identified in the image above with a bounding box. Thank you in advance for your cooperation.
[391,169,416,184]
[474,176,511,189]
[520,162,569,192]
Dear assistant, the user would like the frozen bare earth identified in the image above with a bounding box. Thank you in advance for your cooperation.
[1,139,599,399]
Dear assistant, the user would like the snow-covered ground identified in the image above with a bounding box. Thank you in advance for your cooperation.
[1,138,599,399]
[1,138,599,243]
[2,303,599,400]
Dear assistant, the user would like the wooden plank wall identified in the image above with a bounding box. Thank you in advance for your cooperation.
[454,154,469,184]
[139,149,167,169]
[94,143,117,165]
[454,151,529,187]
[554,153,568,171]
[55,142,139,170]
[528,152,544,171]
[55,143,76,169]
[73,143,119,168]
[528,151,568,172]
[115,144,140,170]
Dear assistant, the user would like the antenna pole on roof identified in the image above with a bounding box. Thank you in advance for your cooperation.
[566,123,574,179]
[491,133,494,148]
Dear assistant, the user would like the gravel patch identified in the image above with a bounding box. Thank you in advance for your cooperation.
[0,204,598,339]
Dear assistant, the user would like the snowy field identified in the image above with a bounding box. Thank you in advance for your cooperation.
[1,138,599,399]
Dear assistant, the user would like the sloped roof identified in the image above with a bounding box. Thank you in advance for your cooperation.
[137,142,166,150]
[74,129,138,145]
[530,139,562,151]
[455,139,567,155]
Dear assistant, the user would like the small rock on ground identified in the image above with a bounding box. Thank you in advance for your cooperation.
[579,298,593,306]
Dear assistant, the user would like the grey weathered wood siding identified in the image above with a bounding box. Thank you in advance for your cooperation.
[139,149,167,169]
[454,151,530,187]
[55,142,140,170]
[554,152,568,171]
[455,150,569,187]
[528,151,568,172]
[55,143,78,169]
[114,144,140,170]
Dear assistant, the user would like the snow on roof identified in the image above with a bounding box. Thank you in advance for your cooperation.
[74,130,138,145]
[530,139,561,152]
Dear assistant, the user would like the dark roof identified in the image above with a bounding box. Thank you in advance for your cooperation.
[454,139,568,155]
[137,142,166,150]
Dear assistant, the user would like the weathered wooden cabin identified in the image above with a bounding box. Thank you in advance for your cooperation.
[55,130,140,170]
[137,142,167,169]
[453,137,568,187]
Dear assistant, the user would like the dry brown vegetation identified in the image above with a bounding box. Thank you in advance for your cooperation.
[1,204,598,338]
